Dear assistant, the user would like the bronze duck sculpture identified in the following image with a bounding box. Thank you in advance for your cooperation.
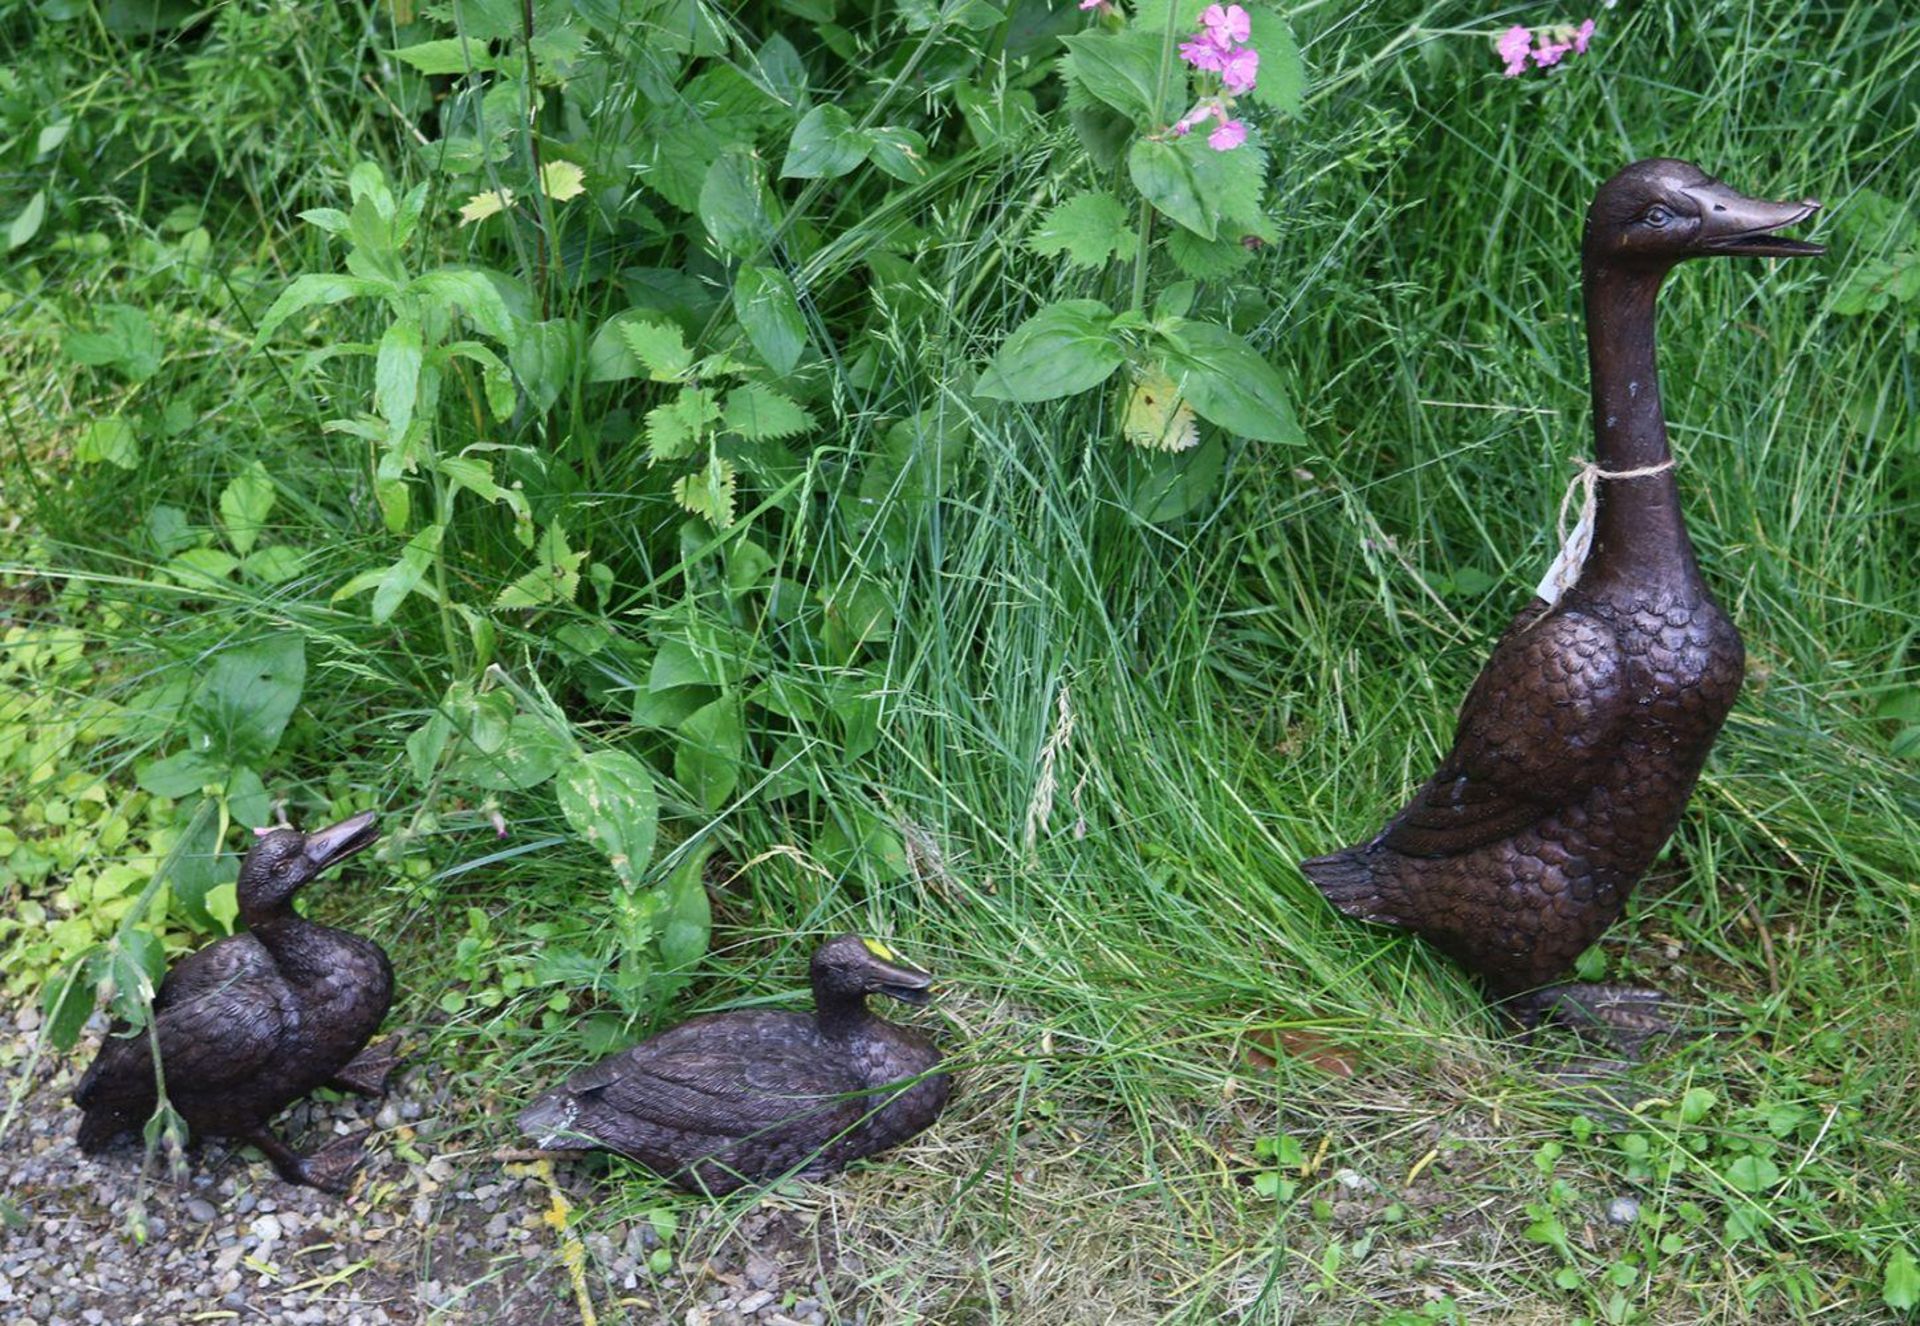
[519,934,949,1193]
[1302,160,1821,1042]
[74,812,395,1190]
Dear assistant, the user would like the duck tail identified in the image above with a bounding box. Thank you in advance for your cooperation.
[1299,846,1404,927]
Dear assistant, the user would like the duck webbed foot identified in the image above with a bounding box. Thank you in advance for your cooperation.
[327,1040,401,1097]
[244,1128,367,1193]
[1510,983,1679,1058]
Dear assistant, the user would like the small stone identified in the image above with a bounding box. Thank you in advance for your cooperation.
[738,1291,774,1315]
[1606,1195,1640,1225]
[744,1252,778,1290]
[185,1199,218,1224]
[1333,1168,1374,1192]
[250,1214,283,1246]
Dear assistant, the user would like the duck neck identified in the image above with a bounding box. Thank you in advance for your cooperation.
[243,904,331,981]
[813,988,872,1040]
[1581,260,1698,589]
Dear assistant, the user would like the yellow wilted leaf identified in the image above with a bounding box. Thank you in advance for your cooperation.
[1122,367,1199,452]
[458,188,514,226]
[539,160,586,202]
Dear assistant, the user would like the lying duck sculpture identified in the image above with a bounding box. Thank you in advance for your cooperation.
[74,811,395,1190]
[1302,159,1821,1043]
[519,934,949,1193]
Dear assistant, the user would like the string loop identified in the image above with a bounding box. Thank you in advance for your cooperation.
[1535,456,1677,609]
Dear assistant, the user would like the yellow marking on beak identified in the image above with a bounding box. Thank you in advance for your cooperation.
[862,937,899,962]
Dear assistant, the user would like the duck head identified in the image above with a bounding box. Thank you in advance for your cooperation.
[811,934,937,1008]
[1584,158,1823,272]
[237,811,380,920]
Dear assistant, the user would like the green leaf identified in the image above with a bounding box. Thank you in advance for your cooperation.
[659,840,714,971]
[217,460,276,557]
[135,748,222,798]
[75,418,139,469]
[1029,191,1139,269]
[189,635,306,767]
[1159,320,1302,444]
[782,104,872,179]
[390,37,496,74]
[167,547,240,587]
[867,126,930,182]
[409,269,517,343]
[1678,1086,1717,1124]
[255,273,388,342]
[676,694,744,811]
[241,546,303,584]
[557,750,660,890]
[621,319,694,382]
[375,317,424,445]
[407,711,452,786]
[495,520,586,608]
[510,317,578,416]
[698,149,776,259]
[42,955,100,1052]
[1126,432,1224,521]
[975,300,1125,403]
[1721,1155,1781,1194]
[451,712,569,790]
[1246,11,1306,114]
[1060,30,1167,125]
[732,265,808,375]
[722,383,814,439]
[65,305,161,382]
[1129,137,1214,239]
[1883,1246,1920,1311]
[371,523,445,624]
[673,457,739,527]
[8,190,46,251]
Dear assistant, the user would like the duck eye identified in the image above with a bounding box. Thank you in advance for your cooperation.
[1643,205,1672,228]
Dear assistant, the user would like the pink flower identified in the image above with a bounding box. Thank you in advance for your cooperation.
[1200,3,1251,46]
[1179,36,1227,71]
[1078,0,1105,9]
[1572,18,1596,52]
[1533,39,1571,67]
[1221,45,1259,94]
[1496,24,1532,76]
[1208,118,1247,151]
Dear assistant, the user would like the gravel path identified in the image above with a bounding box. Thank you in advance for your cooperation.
[1,1002,851,1325]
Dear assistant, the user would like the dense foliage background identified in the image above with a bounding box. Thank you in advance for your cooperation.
[2,0,1915,1319]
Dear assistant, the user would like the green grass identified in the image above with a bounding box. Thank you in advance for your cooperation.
[4,0,1918,1322]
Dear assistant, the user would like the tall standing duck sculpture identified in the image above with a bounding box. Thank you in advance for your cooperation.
[1301,160,1821,1043]
[74,812,395,1190]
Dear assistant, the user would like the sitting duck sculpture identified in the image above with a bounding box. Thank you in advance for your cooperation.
[1302,160,1822,1043]
[74,812,394,1190]
[519,934,949,1193]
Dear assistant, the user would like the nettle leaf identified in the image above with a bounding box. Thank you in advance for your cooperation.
[699,149,776,258]
[495,521,586,608]
[673,457,739,527]
[722,383,814,439]
[975,299,1125,403]
[782,104,872,179]
[1246,10,1306,114]
[408,269,516,344]
[1159,320,1301,444]
[732,265,808,375]
[1182,133,1267,232]
[1166,226,1255,279]
[217,460,276,556]
[451,712,569,790]
[1884,1246,1920,1311]
[645,387,720,463]
[75,418,139,469]
[511,318,578,417]
[65,305,162,382]
[1130,137,1214,239]
[1030,191,1139,269]
[676,693,744,810]
[621,320,694,382]
[1059,29,1167,125]
[539,160,587,202]
[557,750,660,891]
[391,37,497,75]
[1122,366,1199,452]
[459,188,515,226]
[242,546,302,584]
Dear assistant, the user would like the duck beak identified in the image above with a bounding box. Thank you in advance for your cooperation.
[1689,182,1823,258]
[302,811,380,869]
[873,960,937,1007]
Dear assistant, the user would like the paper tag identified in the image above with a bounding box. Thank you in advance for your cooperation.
[1535,493,1594,607]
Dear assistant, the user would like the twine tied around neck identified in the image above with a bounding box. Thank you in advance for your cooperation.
[1534,456,1678,609]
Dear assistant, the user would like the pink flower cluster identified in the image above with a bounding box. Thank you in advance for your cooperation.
[1172,4,1258,151]
[1497,19,1596,75]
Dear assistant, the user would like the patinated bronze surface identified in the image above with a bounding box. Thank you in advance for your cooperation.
[519,934,949,1193]
[74,812,395,1191]
[1302,160,1822,1039]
